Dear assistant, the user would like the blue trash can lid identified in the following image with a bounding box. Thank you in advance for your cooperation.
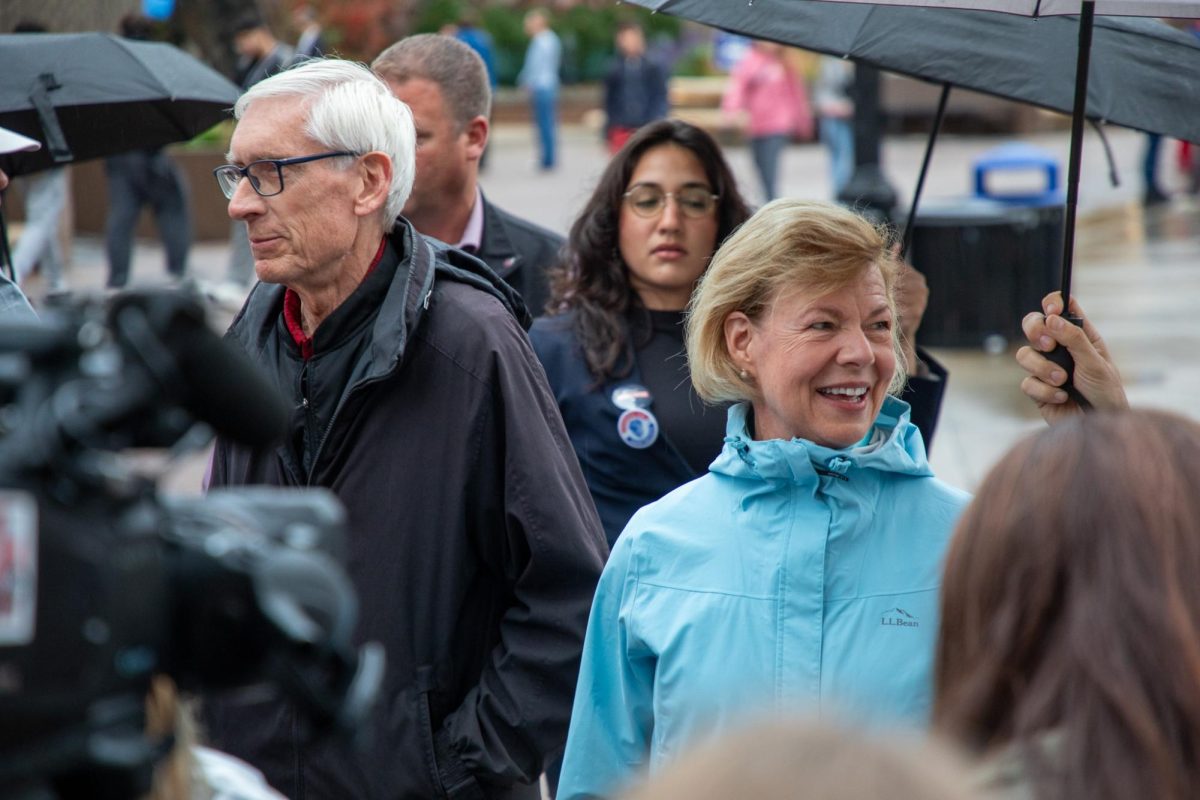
[973,142,1058,169]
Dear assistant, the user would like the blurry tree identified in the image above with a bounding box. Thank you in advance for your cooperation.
[410,1,679,85]
[321,0,415,62]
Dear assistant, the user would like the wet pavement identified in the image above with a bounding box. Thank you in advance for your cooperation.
[16,122,1200,495]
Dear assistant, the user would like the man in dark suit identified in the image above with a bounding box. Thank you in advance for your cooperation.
[373,34,562,317]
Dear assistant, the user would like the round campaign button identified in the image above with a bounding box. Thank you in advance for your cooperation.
[617,407,659,450]
[610,383,653,411]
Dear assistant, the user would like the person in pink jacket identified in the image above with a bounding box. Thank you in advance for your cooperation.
[721,41,814,203]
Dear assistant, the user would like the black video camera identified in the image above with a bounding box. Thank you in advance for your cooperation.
[0,291,383,799]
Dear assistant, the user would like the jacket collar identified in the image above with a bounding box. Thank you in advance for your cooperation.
[226,218,527,379]
[475,192,520,277]
[709,395,933,485]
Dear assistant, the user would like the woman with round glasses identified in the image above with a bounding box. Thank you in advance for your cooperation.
[529,119,752,546]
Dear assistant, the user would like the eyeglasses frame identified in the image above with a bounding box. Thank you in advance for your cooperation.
[621,186,722,219]
[213,150,361,199]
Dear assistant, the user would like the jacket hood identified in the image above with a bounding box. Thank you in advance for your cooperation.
[226,219,529,382]
[710,395,933,485]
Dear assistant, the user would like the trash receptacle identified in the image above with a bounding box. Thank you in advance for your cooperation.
[907,144,1063,349]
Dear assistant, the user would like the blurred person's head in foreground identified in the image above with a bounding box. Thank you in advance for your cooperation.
[549,118,750,382]
[144,677,284,800]
[688,198,906,446]
[620,719,976,800]
[219,58,413,310]
[935,409,1200,800]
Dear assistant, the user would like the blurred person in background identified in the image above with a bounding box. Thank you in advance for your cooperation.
[603,21,670,154]
[291,3,327,60]
[443,12,497,170]
[219,14,296,297]
[10,20,67,294]
[518,9,561,171]
[233,14,296,90]
[815,55,855,197]
[104,13,192,289]
[556,199,969,799]
[935,409,1200,800]
[373,34,563,315]
[621,720,976,800]
[721,40,814,203]
[0,125,40,317]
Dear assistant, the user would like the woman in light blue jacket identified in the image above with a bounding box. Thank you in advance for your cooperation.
[558,200,969,800]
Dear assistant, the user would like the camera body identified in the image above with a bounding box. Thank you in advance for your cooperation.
[0,291,382,799]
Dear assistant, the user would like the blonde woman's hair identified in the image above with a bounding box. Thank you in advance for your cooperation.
[686,199,906,404]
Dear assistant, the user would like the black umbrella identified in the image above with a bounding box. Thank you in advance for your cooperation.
[627,0,1200,402]
[0,32,239,282]
[0,32,239,178]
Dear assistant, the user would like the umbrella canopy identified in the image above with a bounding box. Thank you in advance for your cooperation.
[822,0,1199,13]
[626,1,1200,144]
[0,32,239,177]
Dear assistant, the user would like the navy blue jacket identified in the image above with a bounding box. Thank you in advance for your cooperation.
[530,311,948,545]
[603,55,669,133]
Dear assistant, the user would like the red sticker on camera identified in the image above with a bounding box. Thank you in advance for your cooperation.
[0,491,37,646]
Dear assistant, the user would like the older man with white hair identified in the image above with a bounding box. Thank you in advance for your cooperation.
[204,58,607,800]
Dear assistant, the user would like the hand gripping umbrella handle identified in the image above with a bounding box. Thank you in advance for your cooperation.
[1041,314,1093,412]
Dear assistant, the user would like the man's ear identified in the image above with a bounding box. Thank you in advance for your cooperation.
[463,115,489,163]
[724,311,757,379]
[353,151,393,219]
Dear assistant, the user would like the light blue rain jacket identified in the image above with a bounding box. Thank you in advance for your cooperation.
[557,397,970,800]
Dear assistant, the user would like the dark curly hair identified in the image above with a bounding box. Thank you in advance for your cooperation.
[547,119,751,383]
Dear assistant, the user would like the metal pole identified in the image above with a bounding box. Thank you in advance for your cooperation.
[1060,0,1096,311]
[0,209,14,282]
[900,82,952,260]
[836,64,897,225]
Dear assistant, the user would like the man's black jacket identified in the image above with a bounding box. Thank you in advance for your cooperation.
[475,194,563,319]
[204,220,608,799]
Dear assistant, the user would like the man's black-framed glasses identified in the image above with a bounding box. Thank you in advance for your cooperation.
[213,151,360,199]
[622,185,720,219]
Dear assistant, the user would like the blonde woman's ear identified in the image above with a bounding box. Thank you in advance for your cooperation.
[723,311,755,378]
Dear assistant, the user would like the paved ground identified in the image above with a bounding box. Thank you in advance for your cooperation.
[17,122,1200,495]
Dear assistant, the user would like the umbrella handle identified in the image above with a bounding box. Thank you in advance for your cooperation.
[1042,314,1093,411]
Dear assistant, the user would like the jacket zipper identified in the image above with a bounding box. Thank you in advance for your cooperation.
[304,372,391,486]
[305,241,435,484]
